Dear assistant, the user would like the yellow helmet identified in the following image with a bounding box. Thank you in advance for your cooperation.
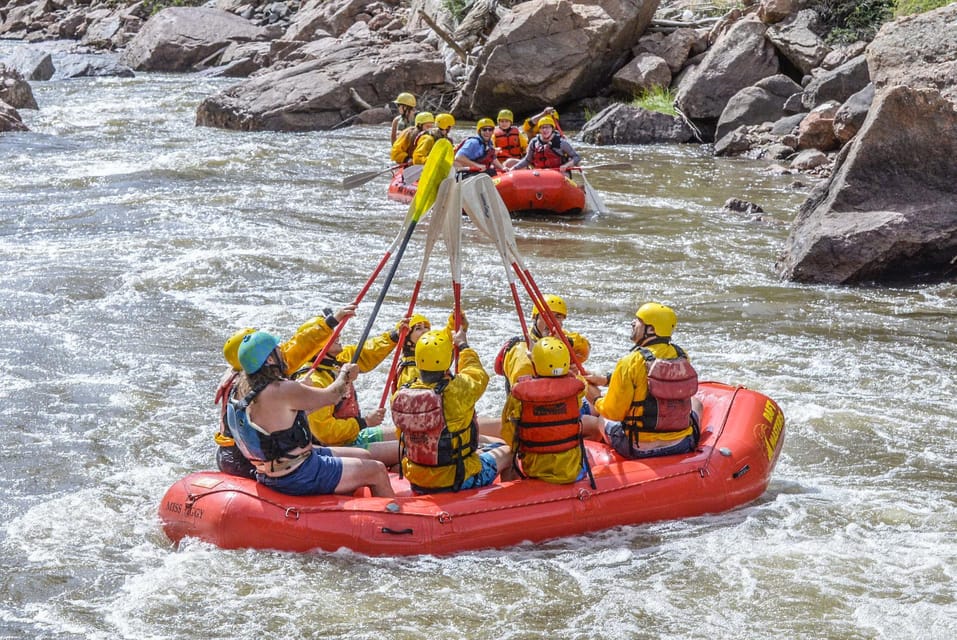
[415,330,453,372]
[531,336,570,377]
[397,313,432,334]
[537,115,556,128]
[636,302,677,337]
[435,113,455,129]
[223,327,257,370]
[497,109,513,122]
[531,294,568,318]
[415,112,434,126]
[476,117,495,132]
[394,92,416,108]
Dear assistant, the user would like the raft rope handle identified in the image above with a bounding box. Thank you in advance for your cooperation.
[184,465,706,521]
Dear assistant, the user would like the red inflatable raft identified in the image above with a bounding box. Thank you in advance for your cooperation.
[160,382,785,556]
[388,167,587,216]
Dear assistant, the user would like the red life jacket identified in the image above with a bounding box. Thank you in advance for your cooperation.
[625,344,699,434]
[458,134,497,168]
[529,134,565,169]
[510,376,585,454]
[494,125,523,160]
[333,383,360,420]
[391,381,477,490]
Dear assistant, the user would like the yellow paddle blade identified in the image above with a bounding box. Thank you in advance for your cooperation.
[409,138,454,222]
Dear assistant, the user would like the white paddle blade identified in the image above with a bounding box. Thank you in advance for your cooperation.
[580,171,609,215]
[402,163,424,184]
[444,180,463,282]
[416,176,454,280]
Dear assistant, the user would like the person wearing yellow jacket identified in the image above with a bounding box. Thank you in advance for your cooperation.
[589,303,702,459]
[393,312,467,391]
[391,111,434,164]
[297,305,402,466]
[412,113,455,165]
[215,305,366,478]
[501,337,600,484]
[391,328,511,492]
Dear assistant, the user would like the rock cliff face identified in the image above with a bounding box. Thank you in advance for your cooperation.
[777,4,957,285]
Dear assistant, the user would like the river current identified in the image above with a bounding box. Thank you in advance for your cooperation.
[1,49,955,640]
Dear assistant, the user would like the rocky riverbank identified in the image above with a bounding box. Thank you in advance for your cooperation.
[2,0,955,284]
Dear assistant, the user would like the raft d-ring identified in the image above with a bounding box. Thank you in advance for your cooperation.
[437,511,453,524]
[284,507,301,520]
[577,488,591,501]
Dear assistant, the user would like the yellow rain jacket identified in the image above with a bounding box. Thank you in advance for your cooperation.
[501,347,585,484]
[398,347,489,490]
[303,323,398,446]
[390,126,417,164]
[594,342,695,445]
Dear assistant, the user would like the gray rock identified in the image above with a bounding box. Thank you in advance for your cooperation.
[0,46,54,81]
[779,86,957,284]
[866,2,957,106]
[121,7,272,72]
[801,55,870,110]
[578,102,694,145]
[675,17,779,125]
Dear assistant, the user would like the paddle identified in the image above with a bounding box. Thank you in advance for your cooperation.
[341,163,406,189]
[378,176,454,406]
[574,162,632,171]
[444,175,464,370]
[460,176,531,344]
[350,138,455,366]
[575,167,610,215]
[462,174,589,374]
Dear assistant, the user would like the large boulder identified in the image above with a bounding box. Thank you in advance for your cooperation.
[866,2,957,105]
[121,7,273,72]
[778,86,957,284]
[675,16,779,128]
[579,102,693,144]
[0,99,28,132]
[765,9,830,75]
[800,55,870,110]
[196,39,447,131]
[714,74,803,143]
[0,65,37,110]
[456,0,659,118]
[0,46,54,81]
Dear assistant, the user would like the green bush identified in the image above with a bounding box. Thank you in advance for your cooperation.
[629,86,676,116]
[813,0,895,44]
[893,0,953,16]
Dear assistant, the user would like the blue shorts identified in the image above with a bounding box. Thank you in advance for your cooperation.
[604,421,695,459]
[257,447,343,496]
[458,443,504,490]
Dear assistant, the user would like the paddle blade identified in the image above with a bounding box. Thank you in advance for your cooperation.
[341,166,395,189]
[409,139,454,222]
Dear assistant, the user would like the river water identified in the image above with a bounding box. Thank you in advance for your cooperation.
[1,45,955,640]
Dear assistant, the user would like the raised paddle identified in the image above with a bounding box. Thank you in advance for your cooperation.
[350,138,455,366]
[304,146,451,377]
[460,176,531,344]
[341,163,406,189]
[379,176,454,406]
[444,175,465,369]
[462,174,589,375]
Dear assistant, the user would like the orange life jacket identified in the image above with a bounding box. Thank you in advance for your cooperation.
[510,376,585,454]
[494,125,523,160]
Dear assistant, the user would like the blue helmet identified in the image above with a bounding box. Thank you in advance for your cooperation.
[238,331,281,374]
